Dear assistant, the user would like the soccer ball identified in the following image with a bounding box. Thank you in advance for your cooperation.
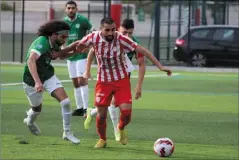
[153,137,175,157]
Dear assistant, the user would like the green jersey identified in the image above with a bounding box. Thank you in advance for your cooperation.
[64,14,92,61]
[127,36,141,61]
[23,36,60,87]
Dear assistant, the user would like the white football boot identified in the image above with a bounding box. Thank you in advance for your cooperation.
[23,118,41,135]
[62,130,80,144]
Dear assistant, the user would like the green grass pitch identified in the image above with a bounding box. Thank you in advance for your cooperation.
[1,64,238,159]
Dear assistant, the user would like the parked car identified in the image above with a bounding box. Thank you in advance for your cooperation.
[173,25,239,67]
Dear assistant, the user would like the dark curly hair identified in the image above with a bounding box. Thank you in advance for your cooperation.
[37,20,70,36]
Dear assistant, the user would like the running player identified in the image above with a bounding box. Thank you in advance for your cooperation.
[52,17,172,148]
[23,20,80,144]
[64,0,92,117]
[83,19,146,143]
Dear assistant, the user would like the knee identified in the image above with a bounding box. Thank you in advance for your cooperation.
[97,112,107,120]
[121,108,132,117]
[96,113,107,126]
[30,99,42,108]
[72,79,80,88]
[60,98,71,112]
[119,103,132,111]
[98,114,107,120]
[80,78,88,86]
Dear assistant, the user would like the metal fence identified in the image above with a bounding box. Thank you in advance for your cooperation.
[1,0,239,65]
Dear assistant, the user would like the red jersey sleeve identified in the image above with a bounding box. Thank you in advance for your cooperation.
[119,33,138,54]
[80,32,94,47]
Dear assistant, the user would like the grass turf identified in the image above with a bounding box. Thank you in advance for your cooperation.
[1,64,238,159]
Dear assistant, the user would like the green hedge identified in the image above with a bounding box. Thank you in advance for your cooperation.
[1,2,13,11]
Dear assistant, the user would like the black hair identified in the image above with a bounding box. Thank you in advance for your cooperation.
[100,17,115,26]
[65,0,77,7]
[37,20,70,36]
[121,19,134,29]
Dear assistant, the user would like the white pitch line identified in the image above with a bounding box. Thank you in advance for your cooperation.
[1,73,180,87]
[204,74,239,77]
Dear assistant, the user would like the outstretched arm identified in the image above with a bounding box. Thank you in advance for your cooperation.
[135,45,172,75]
[58,41,87,59]
[119,34,171,75]
[83,48,95,80]
[53,33,94,60]
[135,56,146,99]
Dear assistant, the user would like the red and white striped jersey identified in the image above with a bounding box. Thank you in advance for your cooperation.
[80,31,138,82]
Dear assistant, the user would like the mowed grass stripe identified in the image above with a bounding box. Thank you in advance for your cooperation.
[1,87,238,113]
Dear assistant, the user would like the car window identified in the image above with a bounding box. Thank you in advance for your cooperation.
[236,29,239,41]
[191,29,210,40]
[213,29,235,41]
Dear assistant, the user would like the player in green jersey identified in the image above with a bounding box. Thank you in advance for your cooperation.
[83,19,146,142]
[64,1,93,117]
[23,20,80,144]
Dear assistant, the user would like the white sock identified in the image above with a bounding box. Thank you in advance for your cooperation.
[74,87,83,109]
[80,85,89,109]
[108,105,120,132]
[90,108,98,117]
[26,108,40,124]
[60,98,71,131]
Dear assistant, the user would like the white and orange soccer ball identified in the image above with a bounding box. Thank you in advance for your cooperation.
[153,137,175,157]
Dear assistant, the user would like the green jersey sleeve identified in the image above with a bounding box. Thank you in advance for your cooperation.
[131,36,144,58]
[30,37,50,56]
[132,36,140,44]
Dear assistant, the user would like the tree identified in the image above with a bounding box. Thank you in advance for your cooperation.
[1,2,13,11]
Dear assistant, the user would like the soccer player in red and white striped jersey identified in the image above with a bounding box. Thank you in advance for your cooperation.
[83,19,145,143]
[80,30,137,82]
[54,17,172,148]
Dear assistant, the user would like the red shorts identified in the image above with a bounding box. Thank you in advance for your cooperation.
[94,78,132,107]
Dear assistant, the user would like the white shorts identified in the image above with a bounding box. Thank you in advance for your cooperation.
[125,54,135,73]
[23,75,63,107]
[67,59,87,78]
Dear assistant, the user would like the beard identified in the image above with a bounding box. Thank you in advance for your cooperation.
[68,13,76,19]
[105,35,114,42]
